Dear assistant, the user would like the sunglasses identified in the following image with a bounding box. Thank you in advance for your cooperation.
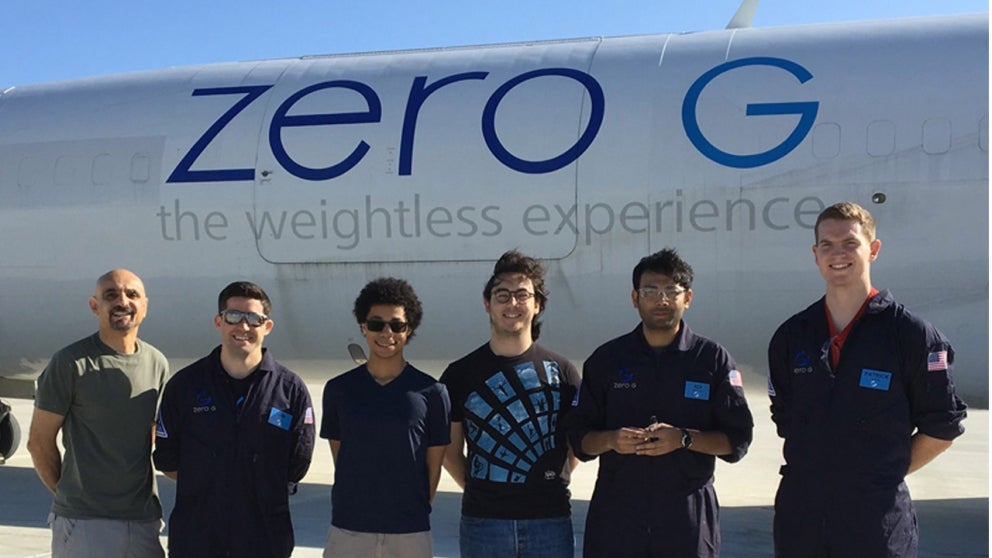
[219,309,269,327]
[365,319,409,333]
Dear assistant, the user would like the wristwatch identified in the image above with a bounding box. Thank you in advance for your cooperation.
[680,428,693,449]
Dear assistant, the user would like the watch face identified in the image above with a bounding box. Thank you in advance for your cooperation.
[681,429,693,449]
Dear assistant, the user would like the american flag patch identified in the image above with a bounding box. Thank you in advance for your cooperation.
[728,369,743,387]
[927,351,948,372]
[304,407,314,424]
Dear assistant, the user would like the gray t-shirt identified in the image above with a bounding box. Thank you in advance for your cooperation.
[35,333,168,520]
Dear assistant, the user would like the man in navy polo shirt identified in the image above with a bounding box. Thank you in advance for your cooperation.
[321,278,450,558]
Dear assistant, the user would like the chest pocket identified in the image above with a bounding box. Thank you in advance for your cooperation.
[683,381,710,401]
[679,371,718,429]
[847,366,909,430]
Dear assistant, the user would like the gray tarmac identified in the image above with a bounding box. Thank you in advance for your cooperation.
[0,381,987,557]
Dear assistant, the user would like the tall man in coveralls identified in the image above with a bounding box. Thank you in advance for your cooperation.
[565,248,753,557]
[768,202,967,557]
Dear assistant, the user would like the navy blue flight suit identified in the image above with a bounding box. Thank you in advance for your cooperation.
[154,347,315,558]
[768,291,966,558]
[566,323,753,557]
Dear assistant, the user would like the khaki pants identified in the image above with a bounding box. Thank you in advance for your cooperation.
[50,513,163,558]
[323,526,433,558]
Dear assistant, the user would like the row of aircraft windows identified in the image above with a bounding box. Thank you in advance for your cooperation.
[812,118,989,159]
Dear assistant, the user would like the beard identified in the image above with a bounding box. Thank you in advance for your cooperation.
[108,307,138,330]
[640,307,680,332]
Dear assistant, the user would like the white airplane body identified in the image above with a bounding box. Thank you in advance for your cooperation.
[0,13,987,456]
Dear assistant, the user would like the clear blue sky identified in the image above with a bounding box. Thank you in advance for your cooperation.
[4,0,988,87]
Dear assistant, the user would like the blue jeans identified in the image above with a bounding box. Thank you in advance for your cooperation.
[460,515,574,558]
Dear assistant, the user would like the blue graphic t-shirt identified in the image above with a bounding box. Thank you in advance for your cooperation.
[440,343,580,518]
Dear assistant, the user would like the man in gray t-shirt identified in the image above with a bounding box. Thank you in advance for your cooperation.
[28,269,169,558]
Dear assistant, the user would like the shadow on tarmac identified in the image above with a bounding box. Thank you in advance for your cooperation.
[1,466,987,557]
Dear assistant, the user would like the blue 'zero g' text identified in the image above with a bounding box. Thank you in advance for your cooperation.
[167,58,817,183]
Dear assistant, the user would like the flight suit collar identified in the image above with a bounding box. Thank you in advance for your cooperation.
[207,345,277,380]
[631,320,696,353]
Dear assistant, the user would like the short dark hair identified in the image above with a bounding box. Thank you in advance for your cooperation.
[218,281,272,315]
[483,250,548,340]
[353,277,424,340]
[632,248,693,290]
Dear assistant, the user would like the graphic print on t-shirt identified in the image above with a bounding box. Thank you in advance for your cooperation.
[464,360,562,483]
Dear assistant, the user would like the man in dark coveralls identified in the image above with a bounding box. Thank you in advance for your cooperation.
[154,281,315,558]
[565,248,753,557]
[768,202,966,558]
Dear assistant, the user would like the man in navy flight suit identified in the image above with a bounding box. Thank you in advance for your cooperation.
[768,202,966,558]
[154,281,315,558]
[566,248,753,557]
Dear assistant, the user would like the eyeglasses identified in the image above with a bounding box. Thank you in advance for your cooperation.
[491,289,535,304]
[219,309,269,327]
[365,319,409,333]
[637,286,686,301]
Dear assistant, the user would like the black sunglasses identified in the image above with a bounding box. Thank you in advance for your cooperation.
[365,319,409,333]
[219,309,269,327]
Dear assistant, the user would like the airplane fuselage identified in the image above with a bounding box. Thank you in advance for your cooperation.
[0,14,987,406]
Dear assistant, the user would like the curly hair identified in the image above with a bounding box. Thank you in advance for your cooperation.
[353,277,424,340]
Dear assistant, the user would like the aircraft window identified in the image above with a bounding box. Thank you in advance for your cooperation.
[922,118,951,155]
[866,120,895,157]
[131,153,151,183]
[92,154,112,186]
[980,116,988,153]
[55,155,85,187]
[812,123,840,159]
[17,157,40,188]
